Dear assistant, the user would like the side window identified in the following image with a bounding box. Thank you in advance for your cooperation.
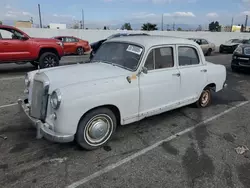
[155,47,174,69]
[144,50,154,70]
[201,39,208,44]
[0,29,23,40]
[178,46,200,66]
[144,47,174,71]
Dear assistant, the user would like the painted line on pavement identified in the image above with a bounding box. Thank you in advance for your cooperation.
[0,103,18,109]
[66,100,249,188]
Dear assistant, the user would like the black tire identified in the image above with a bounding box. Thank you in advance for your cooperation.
[206,48,212,56]
[76,47,84,55]
[196,87,212,108]
[76,108,117,150]
[39,52,59,69]
[219,48,223,53]
[231,65,238,72]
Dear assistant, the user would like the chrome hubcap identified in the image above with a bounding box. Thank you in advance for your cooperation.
[84,114,113,146]
[201,91,209,105]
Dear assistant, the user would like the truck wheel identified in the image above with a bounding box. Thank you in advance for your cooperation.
[39,52,59,69]
[76,108,117,150]
[196,87,212,108]
[206,48,212,56]
[76,47,84,55]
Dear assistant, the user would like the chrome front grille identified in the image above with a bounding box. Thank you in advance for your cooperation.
[244,47,250,55]
[30,73,50,121]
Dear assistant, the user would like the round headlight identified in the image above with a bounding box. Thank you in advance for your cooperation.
[50,89,62,109]
[24,74,30,87]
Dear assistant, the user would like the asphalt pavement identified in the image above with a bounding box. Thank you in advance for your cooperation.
[0,53,250,188]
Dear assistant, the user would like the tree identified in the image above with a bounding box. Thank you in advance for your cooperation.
[103,26,107,30]
[0,21,2,25]
[141,23,158,31]
[177,27,182,31]
[121,23,132,30]
[208,21,220,32]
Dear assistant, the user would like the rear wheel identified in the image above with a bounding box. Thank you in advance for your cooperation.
[39,52,59,69]
[76,47,84,55]
[196,87,212,108]
[76,108,117,150]
[206,48,212,56]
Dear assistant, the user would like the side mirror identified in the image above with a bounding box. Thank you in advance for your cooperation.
[142,66,148,74]
[21,35,29,40]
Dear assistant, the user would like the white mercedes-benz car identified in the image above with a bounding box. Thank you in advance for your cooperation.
[18,36,227,150]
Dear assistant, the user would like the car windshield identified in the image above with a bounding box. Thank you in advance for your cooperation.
[91,42,143,71]
[242,39,250,44]
[230,39,242,43]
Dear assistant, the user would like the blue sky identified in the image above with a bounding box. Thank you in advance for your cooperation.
[1,0,250,28]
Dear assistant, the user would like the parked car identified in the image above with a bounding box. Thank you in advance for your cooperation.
[53,36,91,55]
[231,41,250,72]
[219,39,250,53]
[90,32,150,59]
[187,38,215,56]
[0,25,64,68]
[18,36,227,150]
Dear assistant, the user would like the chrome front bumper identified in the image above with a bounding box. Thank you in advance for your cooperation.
[18,99,74,143]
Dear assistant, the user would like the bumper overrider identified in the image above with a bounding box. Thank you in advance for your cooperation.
[18,98,74,143]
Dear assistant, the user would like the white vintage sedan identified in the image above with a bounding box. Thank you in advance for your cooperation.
[18,36,227,150]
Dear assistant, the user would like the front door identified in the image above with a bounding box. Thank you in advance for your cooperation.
[177,45,207,102]
[139,45,181,117]
[0,28,31,61]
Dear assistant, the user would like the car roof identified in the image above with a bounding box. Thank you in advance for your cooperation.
[0,25,16,29]
[107,35,198,49]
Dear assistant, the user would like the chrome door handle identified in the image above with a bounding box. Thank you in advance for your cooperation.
[201,69,207,72]
[172,73,180,77]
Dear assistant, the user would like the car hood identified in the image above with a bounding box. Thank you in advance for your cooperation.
[31,37,60,43]
[30,62,131,92]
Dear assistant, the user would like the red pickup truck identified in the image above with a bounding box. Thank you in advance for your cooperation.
[0,25,64,68]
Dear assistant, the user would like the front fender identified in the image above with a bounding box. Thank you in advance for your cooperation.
[47,80,139,135]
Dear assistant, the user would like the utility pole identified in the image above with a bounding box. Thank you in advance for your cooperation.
[161,14,163,31]
[230,17,234,32]
[82,9,84,29]
[245,15,248,31]
[38,4,42,28]
[172,22,175,31]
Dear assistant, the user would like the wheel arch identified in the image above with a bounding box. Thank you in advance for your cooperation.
[77,104,121,128]
[38,48,59,59]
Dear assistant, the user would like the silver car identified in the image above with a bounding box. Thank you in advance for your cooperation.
[188,38,216,56]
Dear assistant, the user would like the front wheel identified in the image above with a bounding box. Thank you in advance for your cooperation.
[196,87,212,108]
[76,108,117,150]
[76,47,84,55]
[39,52,59,69]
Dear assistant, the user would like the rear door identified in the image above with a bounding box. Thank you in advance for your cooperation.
[177,45,207,102]
[63,37,77,54]
[0,28,31,62]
